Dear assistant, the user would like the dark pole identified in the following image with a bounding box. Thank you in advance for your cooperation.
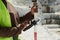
[46,0,50,13]
[13,36,18,40]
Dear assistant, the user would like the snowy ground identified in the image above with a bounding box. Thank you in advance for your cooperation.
[20,13,60,40]
[20,23,60,40]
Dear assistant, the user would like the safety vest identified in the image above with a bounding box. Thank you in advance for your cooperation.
[0,0,12,27]
[0,0,13,40]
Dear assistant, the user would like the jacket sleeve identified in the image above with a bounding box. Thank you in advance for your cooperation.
[20,12,34,23]
[0,27,18,37]
[0,22,27,37]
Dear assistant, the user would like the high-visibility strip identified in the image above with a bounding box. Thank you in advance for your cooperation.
[6,0,15,7]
